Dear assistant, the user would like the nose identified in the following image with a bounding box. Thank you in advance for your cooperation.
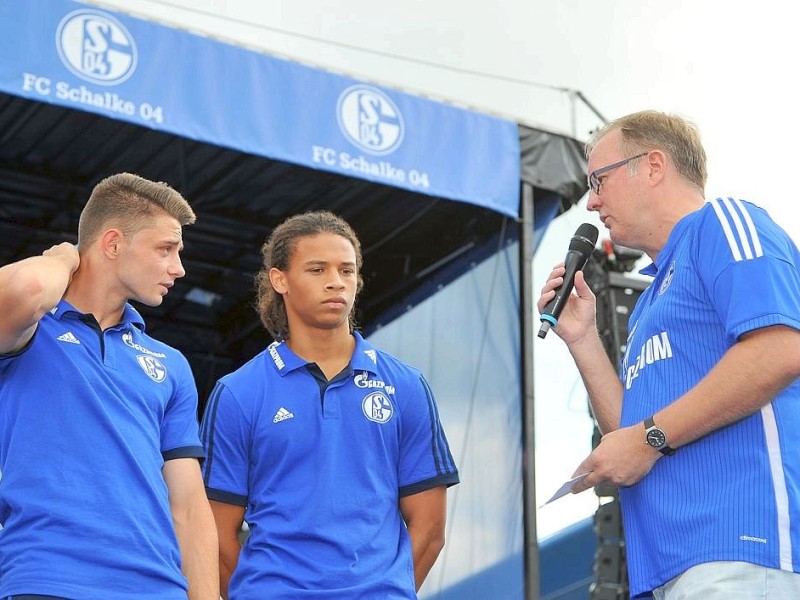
[326,272,345,290]
[170,255,186,279]
[586,191,601,212]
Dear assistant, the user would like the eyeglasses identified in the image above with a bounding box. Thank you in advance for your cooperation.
[588,152,648,195]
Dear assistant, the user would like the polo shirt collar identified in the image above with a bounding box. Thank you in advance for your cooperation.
[267,331,379,376]
[51,299,146,331]
[350,331,379,375]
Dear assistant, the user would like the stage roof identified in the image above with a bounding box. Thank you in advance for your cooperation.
[0,0,588,397]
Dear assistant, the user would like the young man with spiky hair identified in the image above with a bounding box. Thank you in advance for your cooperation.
[0,173,218,600]
[202,210,459,599]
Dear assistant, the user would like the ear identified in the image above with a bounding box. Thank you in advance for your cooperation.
[269,267,288,294]
[100,229,124,260]
[645,149,667,185]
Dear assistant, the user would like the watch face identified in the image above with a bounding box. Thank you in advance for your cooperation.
[647,428,666,448]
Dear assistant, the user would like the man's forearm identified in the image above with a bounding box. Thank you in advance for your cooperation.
[568,330,624,434]
[0,246,79,353]
[174,501,220,600]
[657,326,800,449]
[218,538,241,600]
[408,523,445,592]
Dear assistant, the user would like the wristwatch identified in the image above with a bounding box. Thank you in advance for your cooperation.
[644,416,676,456]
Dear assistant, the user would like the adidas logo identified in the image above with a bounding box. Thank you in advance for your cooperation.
[57,331,81,345]
[273,407,294,423]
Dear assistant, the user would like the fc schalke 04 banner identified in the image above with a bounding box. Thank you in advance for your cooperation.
[0,0,521,216]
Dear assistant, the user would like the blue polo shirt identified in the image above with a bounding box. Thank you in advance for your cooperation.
[618,198,800,596]
[202,332,459,599]
[0,300,203,599]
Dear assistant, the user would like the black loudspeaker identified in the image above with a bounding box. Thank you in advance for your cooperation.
[595,272,649,366]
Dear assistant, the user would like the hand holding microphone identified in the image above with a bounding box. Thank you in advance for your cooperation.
[538,223,599,339]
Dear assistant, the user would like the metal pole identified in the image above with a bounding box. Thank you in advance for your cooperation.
[569,90,578,139]
[520,182,540,600]
[575,90,610,125]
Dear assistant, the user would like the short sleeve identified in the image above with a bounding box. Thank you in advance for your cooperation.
[200,380,252,506]
[397,374,459,497]
[696,199,800,345]
[161,353,203,460]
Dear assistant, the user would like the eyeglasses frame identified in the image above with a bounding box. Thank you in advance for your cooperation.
[588,152,649,195]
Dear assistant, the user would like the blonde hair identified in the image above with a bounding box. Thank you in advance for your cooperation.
[78,172,195,246]
[587,110,707,193]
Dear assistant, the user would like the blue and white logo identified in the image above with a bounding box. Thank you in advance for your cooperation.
[56,9,137,85]
[337,85,404,155]
[136,355,167,383]
[362,392,394,424]
[658,261,676,295]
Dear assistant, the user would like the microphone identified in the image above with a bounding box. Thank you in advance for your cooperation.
[538,223,599,339]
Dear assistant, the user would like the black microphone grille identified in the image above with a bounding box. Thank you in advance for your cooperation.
[569,223,600,255]
[574,223,599,244]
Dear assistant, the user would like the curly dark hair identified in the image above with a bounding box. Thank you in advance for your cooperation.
[255,210,363,340]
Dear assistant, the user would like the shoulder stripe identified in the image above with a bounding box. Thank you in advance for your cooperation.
[732,197,763,257]
[711,198,763,261]
[722,197,754,259]
[420,376,458,477]
[200,383,224,484]
[711,199,743,261]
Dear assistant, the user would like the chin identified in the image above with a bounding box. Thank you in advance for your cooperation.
[608,230,627,247]
[138,295,165,307]
[317,318,350,330]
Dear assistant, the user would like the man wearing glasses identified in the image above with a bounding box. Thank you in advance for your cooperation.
[538,110,800,599]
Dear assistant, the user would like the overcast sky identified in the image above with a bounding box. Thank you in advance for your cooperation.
[90,0,800,538]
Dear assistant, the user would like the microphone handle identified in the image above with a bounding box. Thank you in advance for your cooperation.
[538,249,590,338]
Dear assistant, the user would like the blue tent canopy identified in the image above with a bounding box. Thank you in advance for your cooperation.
[0,0,587,389]
[2,0,521,215]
